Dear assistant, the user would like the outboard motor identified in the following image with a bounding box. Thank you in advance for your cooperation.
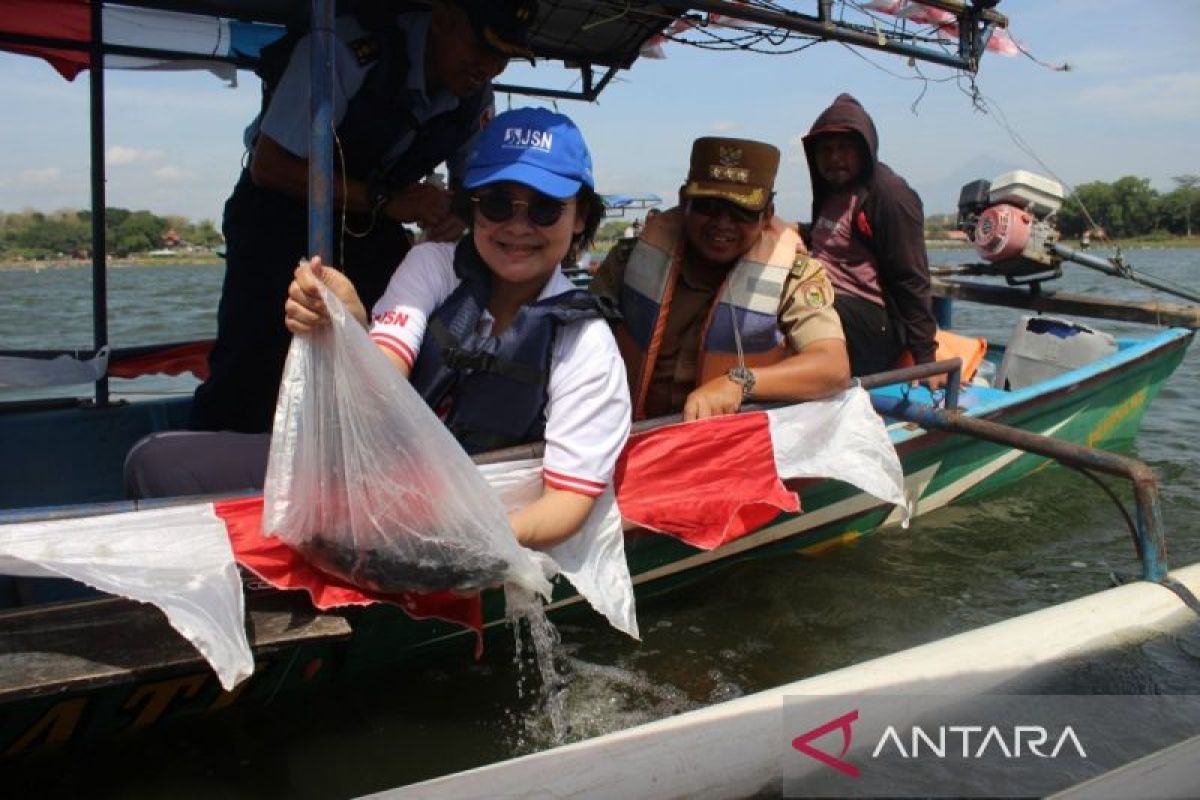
[957,170,1066,277]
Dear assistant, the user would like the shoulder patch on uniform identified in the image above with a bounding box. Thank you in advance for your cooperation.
[792,255,834,309]
[348,36,381,67]
[799,279,830,309]
[790,252,816,278]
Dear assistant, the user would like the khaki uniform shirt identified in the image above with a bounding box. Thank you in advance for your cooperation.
[591,235,844,418]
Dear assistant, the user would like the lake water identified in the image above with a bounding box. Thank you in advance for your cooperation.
[2,249,1199,798]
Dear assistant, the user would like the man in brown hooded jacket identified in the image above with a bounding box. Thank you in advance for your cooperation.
[803,94,941,386]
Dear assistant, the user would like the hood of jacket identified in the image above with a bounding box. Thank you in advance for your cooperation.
[802,93,880,218]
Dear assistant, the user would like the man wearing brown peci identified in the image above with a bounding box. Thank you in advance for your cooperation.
[590,137,849,422]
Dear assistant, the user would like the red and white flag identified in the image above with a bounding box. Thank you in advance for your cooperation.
[0,390,900,687]
[864,0,1021,56]
[615,387,905,549]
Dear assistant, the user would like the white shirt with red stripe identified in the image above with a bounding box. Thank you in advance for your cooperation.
[369,242,631,498]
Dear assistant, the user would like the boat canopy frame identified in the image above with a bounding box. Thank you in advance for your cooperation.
[0,0,1011,408]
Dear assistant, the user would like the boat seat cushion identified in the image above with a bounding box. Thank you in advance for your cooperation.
[895,329,988,385]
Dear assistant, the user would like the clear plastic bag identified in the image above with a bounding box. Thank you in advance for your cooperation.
[262,283,552,599]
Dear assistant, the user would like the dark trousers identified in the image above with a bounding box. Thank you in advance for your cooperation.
[124,431,271,500]
[834,293,904,377]
[190,171,412,433]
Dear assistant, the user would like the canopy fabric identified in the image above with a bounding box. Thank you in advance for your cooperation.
[0,0,286,81]
[0,0,673,84]
[2,0,90,80]
[0,2,1004,93]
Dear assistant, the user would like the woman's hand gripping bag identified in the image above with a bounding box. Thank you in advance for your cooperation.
[262,283,552,599]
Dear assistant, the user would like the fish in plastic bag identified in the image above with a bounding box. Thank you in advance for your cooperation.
[262,282,553,600]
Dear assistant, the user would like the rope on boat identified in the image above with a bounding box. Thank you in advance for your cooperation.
[1158,576,1200,617]
[1065,464,1143,562]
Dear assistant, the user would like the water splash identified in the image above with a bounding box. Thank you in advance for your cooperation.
[505,584,571,744]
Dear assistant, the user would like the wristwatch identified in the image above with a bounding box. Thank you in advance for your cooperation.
[727,366,756,399]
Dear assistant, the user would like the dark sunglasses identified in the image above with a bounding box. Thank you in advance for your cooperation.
[472,193,569,227]
[687,196,765,224]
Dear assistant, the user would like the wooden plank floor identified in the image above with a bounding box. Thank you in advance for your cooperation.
[0,590,351,703]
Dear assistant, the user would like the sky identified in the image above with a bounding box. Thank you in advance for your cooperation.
[1,0,1198,224]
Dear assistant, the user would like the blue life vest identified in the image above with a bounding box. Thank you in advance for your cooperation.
[230,11,491,309]
[409,241,615,454]
[336,21,491,196]
[254,12,489,194]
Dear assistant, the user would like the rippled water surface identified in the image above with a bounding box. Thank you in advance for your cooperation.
[1,249,1198,797]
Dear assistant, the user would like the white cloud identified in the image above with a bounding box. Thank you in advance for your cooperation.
[1074,72,1200,121]
[710,120,741,133]
[152,165,192,180]
[106,146,164,165]
[0,167,63,188]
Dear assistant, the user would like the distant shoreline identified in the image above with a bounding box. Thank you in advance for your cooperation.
[3,235,1198,271]
[0,254,224,271]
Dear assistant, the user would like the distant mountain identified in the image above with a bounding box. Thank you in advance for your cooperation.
[913,154,1018,215]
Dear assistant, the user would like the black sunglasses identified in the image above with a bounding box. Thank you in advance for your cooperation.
[472,193,569,227]
[687,196,765,224]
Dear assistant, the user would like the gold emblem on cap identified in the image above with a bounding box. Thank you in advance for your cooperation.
[708,165,750,184]
[684,183,766,206]
[718,146,742,166]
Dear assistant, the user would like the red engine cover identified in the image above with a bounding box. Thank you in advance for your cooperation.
[974,204,1033,262]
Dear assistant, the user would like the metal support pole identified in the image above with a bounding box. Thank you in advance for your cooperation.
[871,394,1169,582]
[89,1,109,408]
[308,0,335,263]
[859,358,963,411]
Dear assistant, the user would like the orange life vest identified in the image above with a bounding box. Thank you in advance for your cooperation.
[615,208,800,419]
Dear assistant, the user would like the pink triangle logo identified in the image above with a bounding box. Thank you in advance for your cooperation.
[791,709,861,778]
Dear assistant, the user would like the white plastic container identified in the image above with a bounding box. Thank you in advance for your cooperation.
[995,315,1117,391]
[988,170,1065,217]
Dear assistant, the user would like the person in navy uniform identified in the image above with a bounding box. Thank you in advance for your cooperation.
[191,0,539,434]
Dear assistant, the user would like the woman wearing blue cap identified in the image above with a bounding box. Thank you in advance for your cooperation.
[286,108,631,550]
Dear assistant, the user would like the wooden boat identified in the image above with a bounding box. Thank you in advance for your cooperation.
[1,319,1194,756]
[1,0,1197,762]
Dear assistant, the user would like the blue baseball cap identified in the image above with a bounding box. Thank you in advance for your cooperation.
[463,107,594,199]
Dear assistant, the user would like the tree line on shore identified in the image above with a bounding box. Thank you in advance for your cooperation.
[0,208,223,260]
[3,174,1196,260]
[925,174,1198,240]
